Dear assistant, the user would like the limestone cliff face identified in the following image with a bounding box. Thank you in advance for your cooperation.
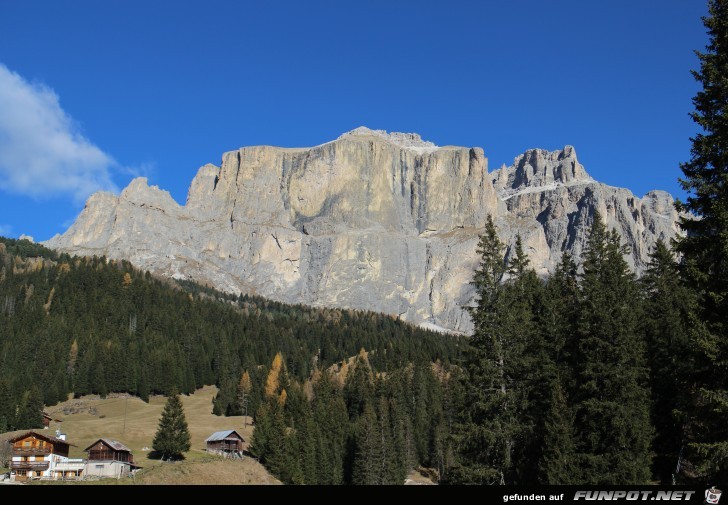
[45,127,681,334]
[491,146,680,275]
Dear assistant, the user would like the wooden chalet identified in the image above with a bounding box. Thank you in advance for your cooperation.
[83,439,140,478]
[9,431,83,481]
[205,430,245,457]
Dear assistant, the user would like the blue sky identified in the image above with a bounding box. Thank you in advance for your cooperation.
[0,1,709,241]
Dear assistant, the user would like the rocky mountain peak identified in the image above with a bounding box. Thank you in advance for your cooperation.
[120,177,179,210]
[493,146,594,199]
[337,126,439,153]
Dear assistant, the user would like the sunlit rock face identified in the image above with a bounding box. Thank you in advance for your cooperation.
[46,127,680,334]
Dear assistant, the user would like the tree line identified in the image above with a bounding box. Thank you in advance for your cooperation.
[0,236,461,435]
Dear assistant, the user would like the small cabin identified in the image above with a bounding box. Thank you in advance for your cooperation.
[83,439,140,478]
[205,430,245,458]
[41,412,61,429]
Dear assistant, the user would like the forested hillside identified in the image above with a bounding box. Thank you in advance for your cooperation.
[0,236,461,438]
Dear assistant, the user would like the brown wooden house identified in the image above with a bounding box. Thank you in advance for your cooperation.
[83,439,139,478]
[9,431,83,481]
[205,430,245,457]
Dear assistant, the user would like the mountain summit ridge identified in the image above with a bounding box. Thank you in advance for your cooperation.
[45,128,681,333]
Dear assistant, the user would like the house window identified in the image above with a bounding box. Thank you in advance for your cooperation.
[95,464,104,469]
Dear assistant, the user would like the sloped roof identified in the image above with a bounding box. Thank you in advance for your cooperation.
[205,430,245,443]
[83,438,132,453]
[42,412,61,422]
[8,431,74,447]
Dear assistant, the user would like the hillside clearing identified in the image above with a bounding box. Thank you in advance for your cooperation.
[2,385,279,485]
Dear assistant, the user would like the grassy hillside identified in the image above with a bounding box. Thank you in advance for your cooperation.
[1,386,280,485]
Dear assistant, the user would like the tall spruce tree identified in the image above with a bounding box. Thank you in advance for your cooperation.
[675,0,728,483]
[311,371,348,485]
[16,386,44,430]
[452,221,538,484]
[573,213,653,484]
[641,241,695,483]
[152,391,191,460]
[451,215,507,484]
[351,402,383,485]
[0,379,12,432]
[538,374,579,484]
[500,235,545,482]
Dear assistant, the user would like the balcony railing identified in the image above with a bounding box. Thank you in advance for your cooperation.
[87,451,130,462]
[11,461,50,471]
[54,460,86,471]
[13,447,52,456]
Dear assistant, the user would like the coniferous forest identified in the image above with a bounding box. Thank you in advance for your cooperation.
[1,0,727,487]
[443,0,727,486]
[0,236,461,484]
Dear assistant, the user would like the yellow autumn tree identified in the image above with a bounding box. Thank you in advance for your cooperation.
[278,389,287,407]
[122,272,132,287]
[265,353,284,398]
[239,371,252,396]
[337,360,349,387]
[67,339,79,375]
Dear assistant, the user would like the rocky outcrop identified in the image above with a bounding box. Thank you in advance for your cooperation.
[45,127,681,334]
[491,146,680,274]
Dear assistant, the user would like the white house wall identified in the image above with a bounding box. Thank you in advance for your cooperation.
[84,460,131,478]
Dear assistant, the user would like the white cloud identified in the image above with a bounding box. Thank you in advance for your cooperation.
[0,63,119,203]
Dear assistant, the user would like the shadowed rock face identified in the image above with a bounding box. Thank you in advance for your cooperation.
[45,127,681,334]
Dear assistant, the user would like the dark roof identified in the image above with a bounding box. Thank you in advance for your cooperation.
[8,431,74,447]
[83,438,132,453]
[205,430,245,443]
[42,412,62,422]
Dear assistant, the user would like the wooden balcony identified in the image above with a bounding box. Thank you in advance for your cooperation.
[87,450,131,462]
[11,460,50,471]
[12,447,51,456]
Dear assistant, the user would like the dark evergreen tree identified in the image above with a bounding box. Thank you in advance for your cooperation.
[451,223,540,484]
[531,252,582,484]
[411,361,433,464]
[538,375,579,484]
[0,379,14,432]
[450,215,507,484]
[295,404,318,484]
[152,391,191,460]
[343,350,374,420]
[16,386,44,430]
[249,400,274,462]
[674,0,728,483]
[351,403,383,485]
[376,395,404,484]
[502,236,547,482]
[641,241,695,483]
[539,252,580,389]
[573,213,653,484]
[312,371,348,485]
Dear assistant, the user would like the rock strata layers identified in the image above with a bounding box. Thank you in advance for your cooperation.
[45,127,681,334]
